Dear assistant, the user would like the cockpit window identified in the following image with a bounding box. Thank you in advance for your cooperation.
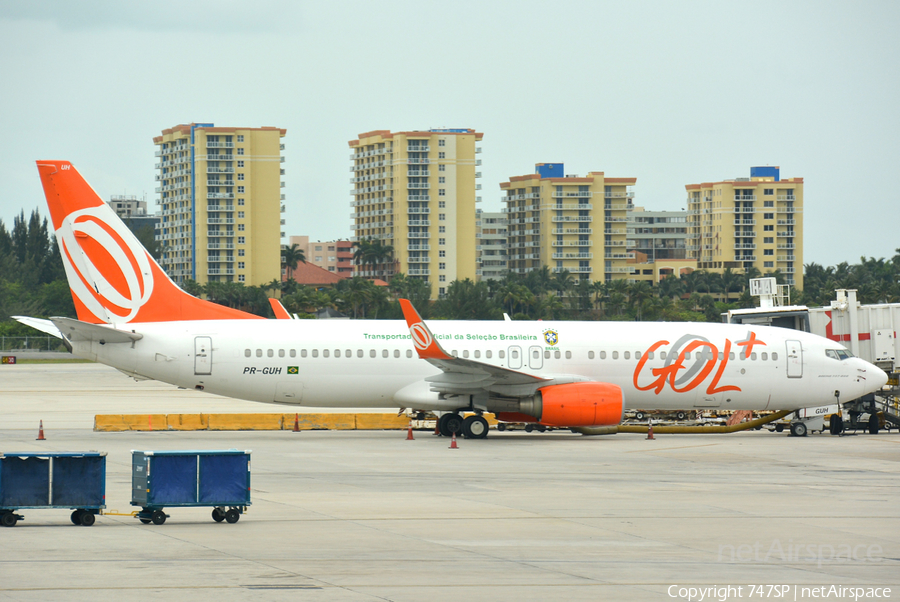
[826,349,853,360]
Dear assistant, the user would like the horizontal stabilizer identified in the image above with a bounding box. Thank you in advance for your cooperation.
[12,316,63,339]
[50,317,143,344]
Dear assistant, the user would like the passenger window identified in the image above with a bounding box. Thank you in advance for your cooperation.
[718,352,724,361]
[545,350,551,359]
[761,352,767,360]
[730,352,735,360]
[346,349,351,357]
[648,352,654,359]
[335,349,341,358]
[532,349,539,359]
[511,349,518,359]
[635,351,641,360]
[660,351,666,360]
[463,350,469,358]
[267,349,274,358]
[290,349,296,358]
[499,350,505,359]
[588,351,594,359]
[312,349,318,358]
[357,349,363,358]
[244,349,251,357]
[301,349,307,358]
[554,351,561,359]
[624,351,631,360]
[256,349,262,357]
[565,351,572,359]
[474,350,480,359]
[382,349,388,358]
[406,350,412,358]
[684,352,691,360]
[612,351,619,360]
[394,349,400,358]
[600,351,607,359]
[370,349,376,358]
[772,352,778,360]
[486,350,492,359]
[323,349,330,358]
[751,352,757,360]
[452,350,458,357]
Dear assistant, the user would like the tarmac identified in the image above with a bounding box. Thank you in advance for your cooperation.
[1,363,899,601]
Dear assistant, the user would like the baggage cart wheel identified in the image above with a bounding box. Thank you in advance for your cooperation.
[139,518,151,524]
[151,510,167,525]
[71,510,84,525]
[1,512,18,527]
[80,511,95,526]
[224,508,240,524]
[212,508,226,522]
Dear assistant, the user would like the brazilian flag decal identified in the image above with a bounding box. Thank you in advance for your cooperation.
[287,366,299,375]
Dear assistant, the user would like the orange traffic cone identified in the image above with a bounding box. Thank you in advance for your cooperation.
[646,419,655,440]
[449,432,458,449]
[293,413,300,433]
[36,420,45,441]
[406,423,415,440]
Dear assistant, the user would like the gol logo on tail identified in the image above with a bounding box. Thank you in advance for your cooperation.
[632,332,766,395]
[57,206,154,323]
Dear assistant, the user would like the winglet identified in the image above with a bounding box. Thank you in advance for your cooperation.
[399,299,452,360]
[268,298,292,319]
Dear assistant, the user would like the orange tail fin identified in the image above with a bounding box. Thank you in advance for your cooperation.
[36,161,261,324]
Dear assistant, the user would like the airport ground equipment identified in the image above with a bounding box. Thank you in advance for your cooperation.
[0,452,107,526]
[131,450,251,525]
[726,284,900,435]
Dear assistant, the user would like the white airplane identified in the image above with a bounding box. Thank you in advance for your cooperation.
[17,161,888,438]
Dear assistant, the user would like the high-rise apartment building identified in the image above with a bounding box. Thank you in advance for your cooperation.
[349,129,482,296]
[501,164,635,281]
[626,207,695,283]
[685,166,803,288]
[154,123,286,286]
[476,210,508,281]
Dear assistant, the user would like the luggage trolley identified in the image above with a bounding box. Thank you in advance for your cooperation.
[0,452,107,527]
[131,450,251,525]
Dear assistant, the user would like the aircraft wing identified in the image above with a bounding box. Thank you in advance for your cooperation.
[398,299,552,395]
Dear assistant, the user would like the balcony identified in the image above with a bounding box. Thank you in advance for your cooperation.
[407,158,430,165]
[407,232,430,239]
[777,243,795,250]
[407,182,430,189]
[407,207,430,214]
[605,240,626,247]
[551,228,592,235]
[777,255,795,261]
[206,256,233,263]
[407,145,430,153]
[207,231,234,238]
[552,191,592,198]
[734,219,756,225]
[553,266,592,274]
[408,194,430,201]
[777,219,795,225]
[551,240,592,247]
[407,255,430,263]
[407,269,431,276]
[733,195,756,201]
[207,218,235,225]
[734,255,757,261]
[407,170,430,177]
[605,191,635,199]
[777,231,794,238]
[407,220,431,226]
[207,180,235,187]
[206,141,234,148]
[207,243,235,250]
[207,205,235,212]
[207,154,234,161]
[407,244,431,251]
[553,203,593,210]
[207,268,235,275]
[552,252,592,259]
[777,195,796,201]
[552,216,592,223]
[207,192,235,199]
[734,243,756,250]
[605,253,630,260]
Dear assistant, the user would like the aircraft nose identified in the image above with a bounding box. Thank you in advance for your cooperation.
[859,359,888,394]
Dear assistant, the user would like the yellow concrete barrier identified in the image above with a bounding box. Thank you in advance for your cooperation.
[94,414,168,432]
[286,413,357,430]
[167,414,208,431]
[355,413,410,430]
[207,413,285,431]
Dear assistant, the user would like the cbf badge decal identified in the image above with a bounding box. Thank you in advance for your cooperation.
[543,329,559,346]
[287,366,299,375]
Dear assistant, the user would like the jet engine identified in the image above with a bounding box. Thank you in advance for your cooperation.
[496,382,624,427]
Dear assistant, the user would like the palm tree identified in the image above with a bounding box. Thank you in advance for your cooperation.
[280,244,305,281]
[352,237,395,279]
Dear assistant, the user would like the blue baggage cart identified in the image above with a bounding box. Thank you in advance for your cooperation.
[131,450,251,525]
[0,452,107,527]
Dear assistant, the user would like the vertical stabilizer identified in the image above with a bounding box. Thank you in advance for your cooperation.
[36,161,262,324]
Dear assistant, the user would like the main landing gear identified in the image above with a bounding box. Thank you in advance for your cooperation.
[437,413,489,439]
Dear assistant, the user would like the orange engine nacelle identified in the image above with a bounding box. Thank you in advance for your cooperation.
[496,382,624,427]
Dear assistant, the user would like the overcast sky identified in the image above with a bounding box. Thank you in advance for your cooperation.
[1,0,897,269]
